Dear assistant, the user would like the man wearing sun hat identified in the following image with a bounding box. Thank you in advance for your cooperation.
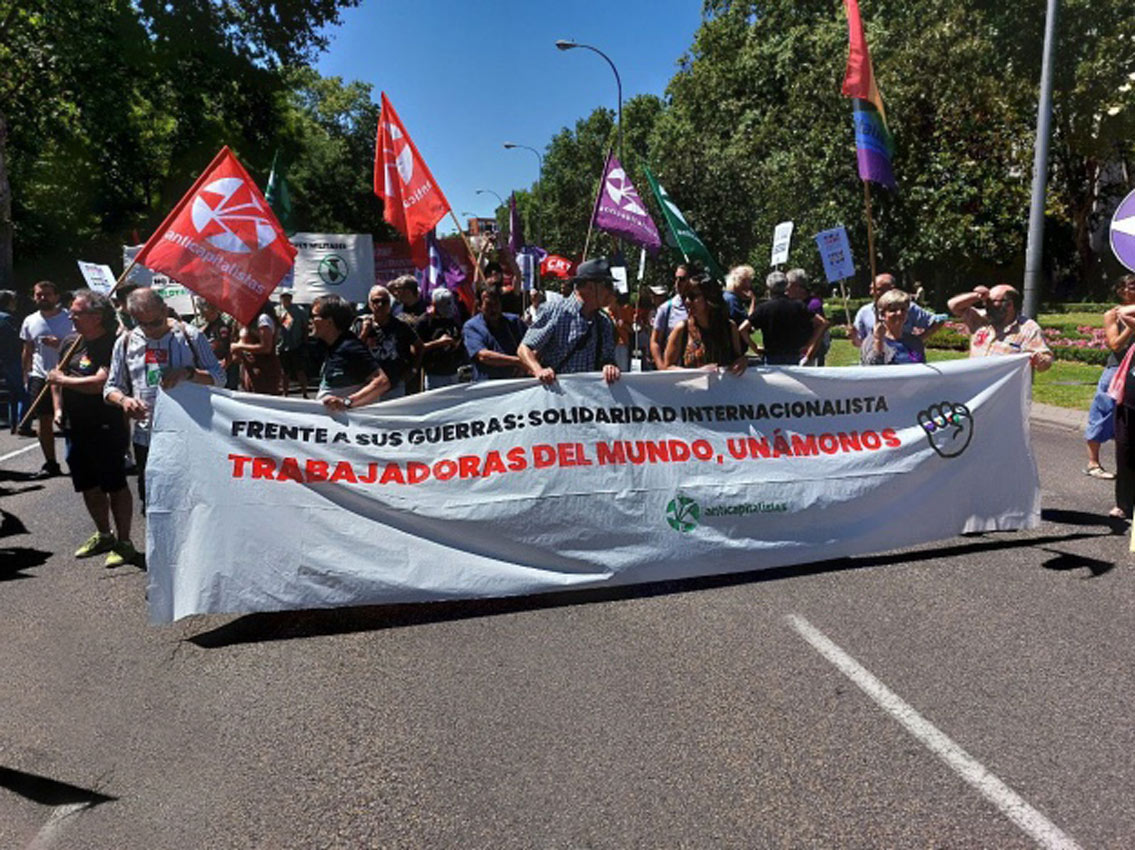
[518,257,620,385]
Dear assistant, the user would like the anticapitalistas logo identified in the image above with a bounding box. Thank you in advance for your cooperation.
[666,493,790,532]
[666,495,701,533]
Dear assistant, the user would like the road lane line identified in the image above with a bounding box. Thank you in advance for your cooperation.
[787,614,1082,850]
[0,443,38,464]
[25,803,87,850]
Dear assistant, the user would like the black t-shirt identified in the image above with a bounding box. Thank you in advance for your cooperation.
[61,332,124,430]
[320,332,380,395]
[359,317,419,385]
[417,313,467,375]
[750,296,813,358]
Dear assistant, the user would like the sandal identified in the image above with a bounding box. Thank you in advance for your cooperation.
[1108,507,1127,519]
[1085,465,1116,480]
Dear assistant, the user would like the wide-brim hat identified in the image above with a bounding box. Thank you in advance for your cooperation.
[574,257,616,283]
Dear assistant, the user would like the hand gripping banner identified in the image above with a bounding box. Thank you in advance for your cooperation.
[146,357,1039,622]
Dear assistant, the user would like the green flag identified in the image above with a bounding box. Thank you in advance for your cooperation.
[642,166,724,279]
[265,150,293,233]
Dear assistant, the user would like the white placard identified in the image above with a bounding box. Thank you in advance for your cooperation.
[611,264,629,295]
[123,245,195,315]
[771,221,794,266]
[814,226,856,283]
[76,261,116,294]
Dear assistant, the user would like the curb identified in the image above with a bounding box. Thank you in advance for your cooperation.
[1030,401,1087,433]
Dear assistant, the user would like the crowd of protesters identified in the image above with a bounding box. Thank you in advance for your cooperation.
[12,256,1135,571]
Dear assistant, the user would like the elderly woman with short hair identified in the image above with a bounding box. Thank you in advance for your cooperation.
[860,288,926,365]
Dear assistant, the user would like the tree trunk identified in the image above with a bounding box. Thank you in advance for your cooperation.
[0,108,12,291]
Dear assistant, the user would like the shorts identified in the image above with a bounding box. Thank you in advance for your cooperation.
[67,423,129,493]
[26,375,54,418]
[279,347,309,379]
[1085,365,1119,443]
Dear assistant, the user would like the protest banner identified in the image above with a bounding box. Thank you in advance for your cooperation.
[147,356,1038,623]
[122,246,196,315]
[286,233,376,304]
[815,226,856,283]
[76,261,116,294]
[771,221,794,266]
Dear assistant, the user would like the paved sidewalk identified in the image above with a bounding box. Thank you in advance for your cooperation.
[1030,401,1087,432]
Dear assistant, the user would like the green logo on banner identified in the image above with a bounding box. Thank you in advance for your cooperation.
[319,255,349,285]
[666,495,701,533]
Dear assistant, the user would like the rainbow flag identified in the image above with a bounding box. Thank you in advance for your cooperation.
[841,0,896,190]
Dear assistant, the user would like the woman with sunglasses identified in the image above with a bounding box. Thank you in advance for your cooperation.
[662,275,747,375]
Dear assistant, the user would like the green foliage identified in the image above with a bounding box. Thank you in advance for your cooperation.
[0,0,363,289]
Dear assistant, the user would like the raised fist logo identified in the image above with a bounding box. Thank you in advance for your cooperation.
[918,402,974,459]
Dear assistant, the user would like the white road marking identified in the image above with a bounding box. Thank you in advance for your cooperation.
[0,443,38,464]
[25,802,87,850]
[787,614,1082,850]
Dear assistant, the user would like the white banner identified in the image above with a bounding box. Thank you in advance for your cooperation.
[76,260,116,294]
[771,221,794,266]
[285,233,375,305]
[123,245,195,315]
[147,357,1039,623]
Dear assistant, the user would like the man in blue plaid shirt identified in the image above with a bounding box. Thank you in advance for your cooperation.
[518,257,620,385]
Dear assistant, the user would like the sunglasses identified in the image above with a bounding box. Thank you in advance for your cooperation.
[136,316,167,328]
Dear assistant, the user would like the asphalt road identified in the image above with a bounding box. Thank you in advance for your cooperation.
[1,418,1131,849]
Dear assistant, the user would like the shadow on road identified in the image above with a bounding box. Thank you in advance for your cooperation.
[0,766,116,808]
[1041,507,1128,532]
[0,509,52,580]
[1039,547,1116,577]
[188,528,1114,648]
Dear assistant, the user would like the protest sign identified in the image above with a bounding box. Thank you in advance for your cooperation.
[815,226,856,283]
[147,356,1038,623]
[771,221,794,266]
[123,246,195,315]
[287,233,376,304]
[76,261,116,294]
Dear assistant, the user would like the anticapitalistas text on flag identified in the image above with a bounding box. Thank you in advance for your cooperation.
[841,0,897,190]
[374,92,451,246]
[593,154,661,254]
[642,166,724,280]
[134,146,296,325]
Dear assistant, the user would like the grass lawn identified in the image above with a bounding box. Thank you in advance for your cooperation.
[823,340,1100,410]
[1037,311,1106,329]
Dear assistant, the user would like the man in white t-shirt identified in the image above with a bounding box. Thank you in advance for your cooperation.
[649,264,693,370]
[19,280,74,478]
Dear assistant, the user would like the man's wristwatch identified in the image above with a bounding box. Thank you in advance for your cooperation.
[343,396,353,408]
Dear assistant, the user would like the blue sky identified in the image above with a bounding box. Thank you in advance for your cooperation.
[315,0,705,224]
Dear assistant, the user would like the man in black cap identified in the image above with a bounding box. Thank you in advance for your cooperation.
[518,257,620,385]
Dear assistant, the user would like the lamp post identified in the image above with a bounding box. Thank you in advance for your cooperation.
[475,188,504,208]
[555,39,622,161]
[503,142,544,246]
[1022,0,1059,320]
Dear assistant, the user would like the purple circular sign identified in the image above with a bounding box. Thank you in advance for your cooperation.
[1111,188,1135,273]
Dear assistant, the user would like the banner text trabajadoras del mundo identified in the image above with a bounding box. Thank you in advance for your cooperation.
[146,357,1039,623]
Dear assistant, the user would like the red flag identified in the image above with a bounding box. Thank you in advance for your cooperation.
[134,147,295,325]
[540,254,576,279]
[374,92,451,247]
[841,0,887,124]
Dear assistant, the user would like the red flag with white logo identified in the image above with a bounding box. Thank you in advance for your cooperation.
[374,92,451,247]
[134,146,296,325]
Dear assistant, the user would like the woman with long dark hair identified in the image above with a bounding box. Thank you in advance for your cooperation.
[662,275,747,375]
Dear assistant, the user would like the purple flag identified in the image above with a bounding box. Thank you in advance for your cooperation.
[424,229,468,299]
[592,154,662,254]
[508,192,524,256]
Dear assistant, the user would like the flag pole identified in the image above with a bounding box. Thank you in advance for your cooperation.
[581,142,615,262]
[18,255,141,432]
[863,180,878,284]
[448,210,485,285]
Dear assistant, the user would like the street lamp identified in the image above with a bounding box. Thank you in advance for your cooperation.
[475,188,504,207]
[555,39,622,161]
[503,143,545,245]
